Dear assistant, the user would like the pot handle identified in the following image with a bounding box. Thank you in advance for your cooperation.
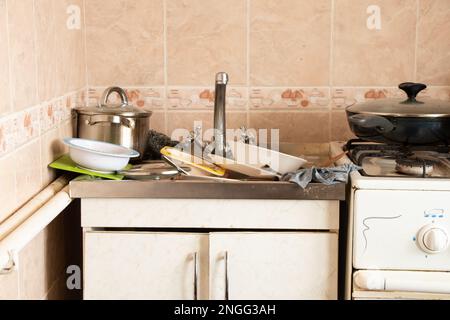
[87,115,135,129]
[348,114,394,133]
[100,87,129,107]
[399,82,427,103]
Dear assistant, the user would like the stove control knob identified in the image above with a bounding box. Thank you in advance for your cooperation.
[417,225,449,254]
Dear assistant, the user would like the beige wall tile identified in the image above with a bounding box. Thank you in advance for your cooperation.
[227,111,248,132]
[55,0,86,94]
[331,110,355,142]
[0,153,17,224]
[8,0,38,111]
[0,0,11,116]
[58,118,75,143]
[35,0,58,102]
[167,111,247,141]
[417,0,450,85]
[150,111,166,135]
[0,268,19,300]
[167,111,212,140]
[167,0,247,85]
[40,127,66,187]
[18,212,73,300]
[249,111,330,143]
[250,0,331,86]
[333,0,417,86]
[14,139,43,206]
[85,0,164,86]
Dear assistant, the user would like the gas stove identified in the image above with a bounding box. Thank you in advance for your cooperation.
[330,141,450,300]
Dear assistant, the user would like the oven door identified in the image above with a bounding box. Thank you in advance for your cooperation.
[353,270,450,300]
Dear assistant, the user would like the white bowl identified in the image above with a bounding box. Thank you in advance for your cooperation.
[64,138,140,173]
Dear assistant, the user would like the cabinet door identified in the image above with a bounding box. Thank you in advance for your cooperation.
[209,232,338,300]
[84,232,209,300]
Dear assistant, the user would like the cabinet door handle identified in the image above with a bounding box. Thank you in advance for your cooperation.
[224,251,230,300]
[193,252,199,300]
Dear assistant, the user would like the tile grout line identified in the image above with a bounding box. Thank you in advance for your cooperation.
[5,0,13,115]
[83,0,89,100]
[328,0,336,142]
[413,0,420,82]
[246,0,251,129]
[31,0,39,110]
[163,0,169,134]
[3,0,17,215]
[31,0,43,189]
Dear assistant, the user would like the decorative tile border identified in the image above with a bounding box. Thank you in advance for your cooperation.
[0,89,85,158]
[87,85,450,112]
[330,86,450,110]
[87,87,165,111]
[0,115,16,157]
[167,87,248,110]
[15,106,40,147]
[249,87,331,110]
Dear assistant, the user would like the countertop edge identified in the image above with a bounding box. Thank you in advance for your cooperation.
[69,180,347,201]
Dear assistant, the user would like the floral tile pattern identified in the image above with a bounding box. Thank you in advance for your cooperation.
[331,86,450,109]
[167,87,247,110]
[0,89,85,159]
[15,106,40,147]
[87,87,165,111]
[0,115,16,157]
[250,88,330,109]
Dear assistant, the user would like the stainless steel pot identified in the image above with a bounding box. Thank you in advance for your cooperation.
[75,87,152,160]
[346,83,450,145]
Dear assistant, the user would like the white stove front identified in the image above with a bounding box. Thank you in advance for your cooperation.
[353,189,450,271]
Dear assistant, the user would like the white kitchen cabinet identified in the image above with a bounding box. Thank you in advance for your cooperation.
[84,231,338,300]
[84,232,209,300]
[209,233,338,300]
[82,198,340,300]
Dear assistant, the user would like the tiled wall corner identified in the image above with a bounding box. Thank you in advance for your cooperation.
[0,0,87,224]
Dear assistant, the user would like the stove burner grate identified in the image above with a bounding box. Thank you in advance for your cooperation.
[344,139,450,178]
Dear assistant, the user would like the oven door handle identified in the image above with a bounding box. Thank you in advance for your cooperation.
[354,271,450,294]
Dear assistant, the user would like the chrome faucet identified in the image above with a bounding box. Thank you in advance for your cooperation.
[214,72,229,157]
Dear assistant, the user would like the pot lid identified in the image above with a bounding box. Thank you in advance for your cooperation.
[76,87,152,118]
[347,83,450,118]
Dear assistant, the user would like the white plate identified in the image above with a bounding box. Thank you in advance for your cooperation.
[64,138,140,173]
[213,141,307,176]
[208,153,278,178]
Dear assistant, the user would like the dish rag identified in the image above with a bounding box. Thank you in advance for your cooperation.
[282,164,362,189]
